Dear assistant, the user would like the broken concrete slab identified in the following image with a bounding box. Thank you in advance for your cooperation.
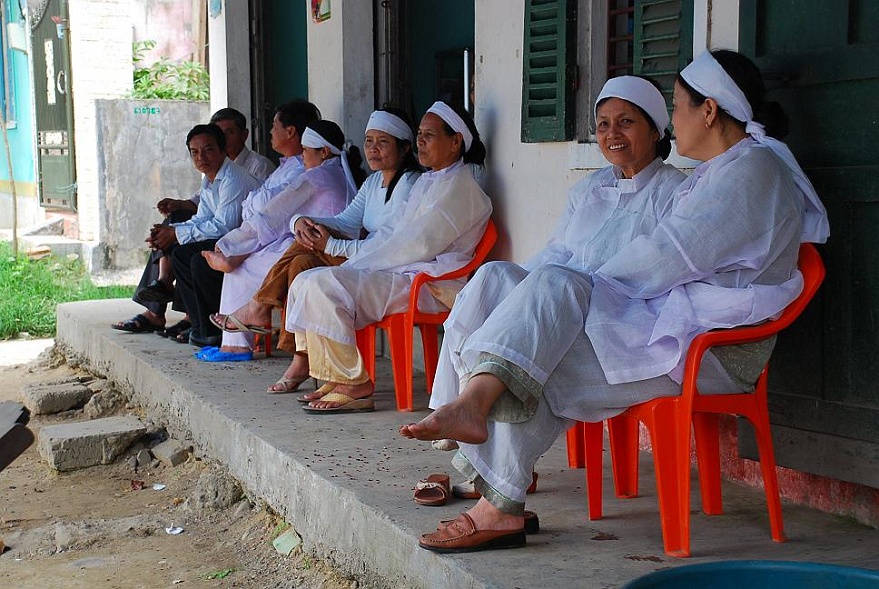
[38,416,146,471]
[151,438,189,467]
[83,388,126,419]
[21,382,93,415]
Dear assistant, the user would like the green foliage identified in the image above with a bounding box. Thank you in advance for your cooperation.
[132,40,210,101]
[0,242,133,340]
[203,568,236,580]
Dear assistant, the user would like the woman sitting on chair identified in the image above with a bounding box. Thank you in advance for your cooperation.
[208,109,421,369]
[270,100,493,413]
[400,51,829,553]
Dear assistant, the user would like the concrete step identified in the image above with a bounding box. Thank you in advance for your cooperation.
[54,298,879,589]
[38,415,147,471]
[20,379,93,415]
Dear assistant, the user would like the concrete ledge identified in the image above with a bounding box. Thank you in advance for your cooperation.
[56,300,879,588]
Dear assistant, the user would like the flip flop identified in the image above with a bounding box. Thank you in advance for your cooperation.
[266,375,310,394]
[414,474,451,506]
[209,313,271,335]
[296,382,335,403]
[193,346,220,360]
[112,314,164,333]
[196,348,253,362]
[302,392,375,414]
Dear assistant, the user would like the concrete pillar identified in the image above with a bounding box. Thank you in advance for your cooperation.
[306,2,375,145]
[208,0,252,121]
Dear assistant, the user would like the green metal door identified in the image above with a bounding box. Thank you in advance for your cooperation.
[31,0,76,210]
[739,1,879,488]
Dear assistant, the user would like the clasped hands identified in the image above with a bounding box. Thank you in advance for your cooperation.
[294,217,330,252]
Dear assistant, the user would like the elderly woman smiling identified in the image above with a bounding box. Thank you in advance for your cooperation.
[401,57,829,555]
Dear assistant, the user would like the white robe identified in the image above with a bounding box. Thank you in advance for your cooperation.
[285,159,492,346]
[431,158,687,416]
[217,158,351,348]
[436,140,828,503]
[289,169,420,259]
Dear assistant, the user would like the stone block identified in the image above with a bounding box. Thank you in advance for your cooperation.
[136,448,152,468]
[21,382,94,415]
[83,388,126,419]
[152,438,189,467]
[38,416,146,471]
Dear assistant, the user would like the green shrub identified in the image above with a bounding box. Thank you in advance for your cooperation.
[132,40,210,101]
[0,243,134,339]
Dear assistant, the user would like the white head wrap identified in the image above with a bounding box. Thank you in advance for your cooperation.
[426,101,473,152]
[301,125,358,202]
[366,110,414,143]
[681,51,829,243]
[594,75,670,134]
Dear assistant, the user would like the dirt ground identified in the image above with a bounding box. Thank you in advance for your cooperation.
[0,352,355,589]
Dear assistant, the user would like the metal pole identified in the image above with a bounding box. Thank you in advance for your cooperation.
[463,47,470,112]
[0,108,17,256]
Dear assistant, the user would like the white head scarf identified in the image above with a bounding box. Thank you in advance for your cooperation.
[426,101,473,152]
[594,75,670,134]
[680,51,829,243]
[301,125,358,203]
[366,110,414,143]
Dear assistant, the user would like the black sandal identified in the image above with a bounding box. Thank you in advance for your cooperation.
[157,320,192,339]
[174,326,193,344]
[112,314,164,333]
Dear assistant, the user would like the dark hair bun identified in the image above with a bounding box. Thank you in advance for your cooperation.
[754,100,789,140]
[656,129,672,160]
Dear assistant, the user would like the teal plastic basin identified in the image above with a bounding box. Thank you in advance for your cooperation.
[622,560,879,589]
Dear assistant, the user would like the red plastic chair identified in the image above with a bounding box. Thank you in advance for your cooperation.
[567,242,825,557]
[356,219,498,411]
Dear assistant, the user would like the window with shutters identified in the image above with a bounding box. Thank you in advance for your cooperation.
[522,0,693,144]
[520,0,577,142]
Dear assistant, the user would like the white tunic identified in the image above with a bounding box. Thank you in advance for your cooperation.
[289,169,420,259]
[585,138,810,385]
[234,145,276,182]
[438,141,829,504]
[216,158,352,348]
[431,158,685,414]
[434,140,824,424]
[285,159,492,346]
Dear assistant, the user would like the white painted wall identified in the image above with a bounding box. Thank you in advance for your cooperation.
[474,0,598,263]
[473,0,719,263]
[306,1,374,149]
[69,0,135,244]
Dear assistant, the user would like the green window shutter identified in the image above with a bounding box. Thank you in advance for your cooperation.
[521,0,577,143]
[633,0,694,111]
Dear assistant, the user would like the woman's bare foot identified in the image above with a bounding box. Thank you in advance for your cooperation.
[228,299,272,328]
[267,354,310,393]
[307,380,374,409]
[399,397,490,444]
[400,373,505,443]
